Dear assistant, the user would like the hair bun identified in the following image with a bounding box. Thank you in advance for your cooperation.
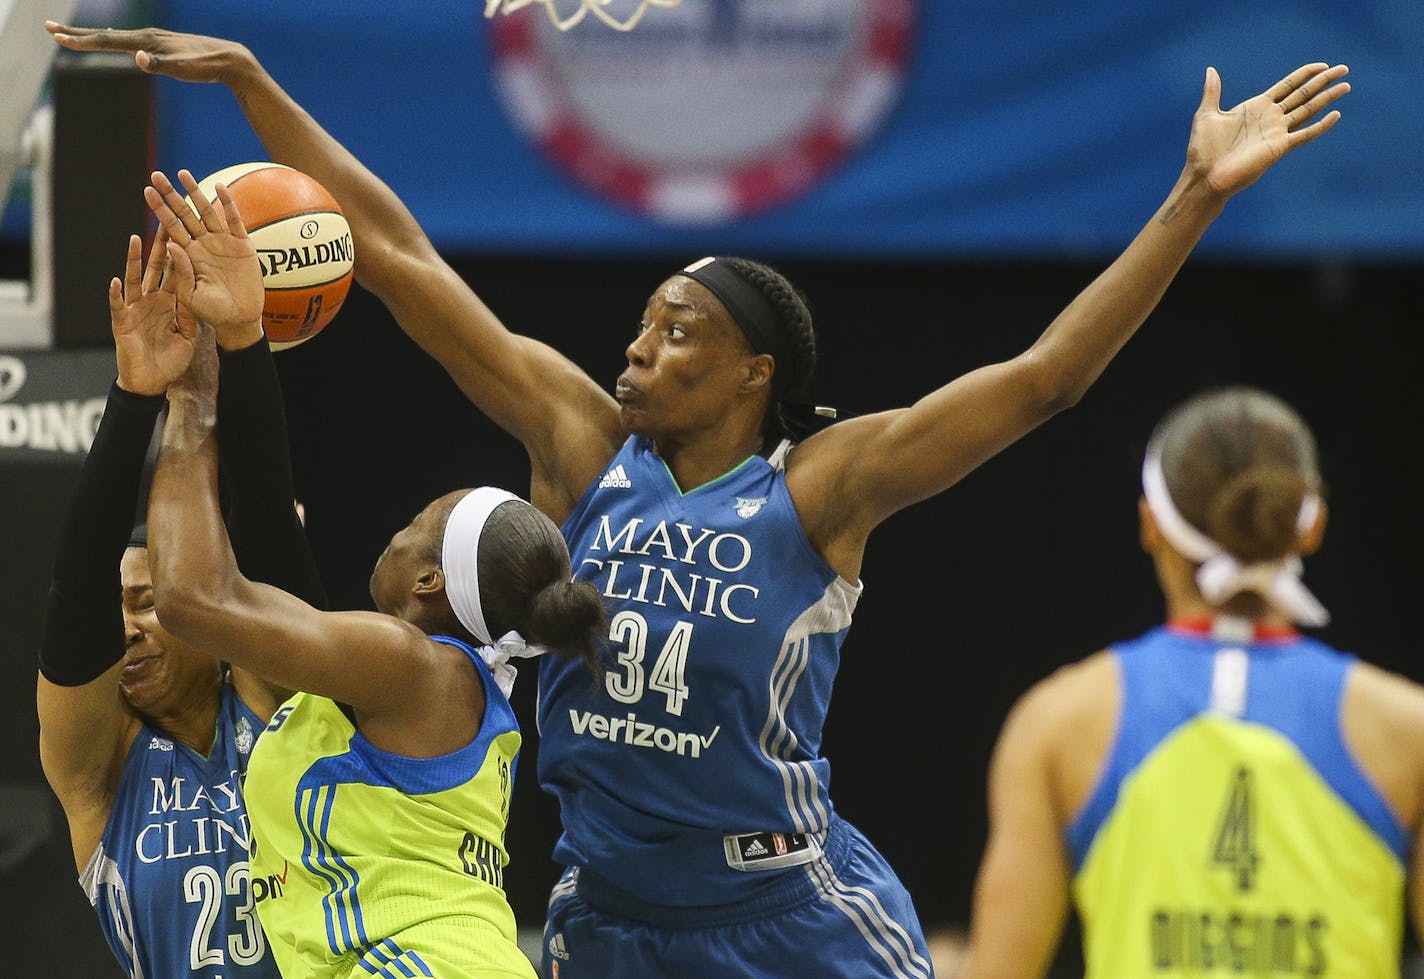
[1205,466,1310,564]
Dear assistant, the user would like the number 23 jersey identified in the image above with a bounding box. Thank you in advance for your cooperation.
[81,682,274,978]
[541,436,862,906]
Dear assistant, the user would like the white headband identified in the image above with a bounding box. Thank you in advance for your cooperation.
[442,487,521,645]
[1142,442,1328,627]
[441,487,548,699]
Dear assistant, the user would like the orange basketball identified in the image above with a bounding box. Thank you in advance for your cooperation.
[194,163,354,351]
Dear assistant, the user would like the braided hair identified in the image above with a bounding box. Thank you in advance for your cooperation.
[718,257,818,444]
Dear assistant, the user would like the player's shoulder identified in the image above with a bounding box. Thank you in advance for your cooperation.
[1021,650,1117,711]
[1001,651,1118,746]
[1346,659,1424,734]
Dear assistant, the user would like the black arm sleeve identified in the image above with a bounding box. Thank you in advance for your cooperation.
[217,338,328,610]
[37,383,164,686]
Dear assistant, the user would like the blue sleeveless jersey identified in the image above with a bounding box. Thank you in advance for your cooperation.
[541,436,860,906]
[82,682,277,979]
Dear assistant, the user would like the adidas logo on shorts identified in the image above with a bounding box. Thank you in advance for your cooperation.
[598,464,632,489]
[548,932,570,961]
[742,838,769,857]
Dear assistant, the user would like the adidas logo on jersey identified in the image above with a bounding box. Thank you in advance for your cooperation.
[742,838,769,857]
[598,464,632,489]
[148,736,174,752]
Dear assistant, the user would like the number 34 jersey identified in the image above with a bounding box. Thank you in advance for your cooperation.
[1067,624,1409,978]
[542,436,861,907]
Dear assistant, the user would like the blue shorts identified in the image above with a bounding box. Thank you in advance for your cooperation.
[540,815,935,979]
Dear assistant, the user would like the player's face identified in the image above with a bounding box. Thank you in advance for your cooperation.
[369,494,451,620]
[118,547,221,716]
[617,277,760,441]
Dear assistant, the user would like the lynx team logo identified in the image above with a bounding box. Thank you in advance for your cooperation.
[488,0,915,223]
[734,496,767,519]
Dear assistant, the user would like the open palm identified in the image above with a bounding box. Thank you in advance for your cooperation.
[1187,63,1350,197]
[144,170,265,338]
[111,231,198,396]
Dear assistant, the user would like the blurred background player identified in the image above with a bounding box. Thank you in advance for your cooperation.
[46,21,1352,978]
[35,216,323,974]
[143,170,606,979]
[957,387,1424,977]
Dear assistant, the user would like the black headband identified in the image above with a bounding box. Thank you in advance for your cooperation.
[678,257,798,396]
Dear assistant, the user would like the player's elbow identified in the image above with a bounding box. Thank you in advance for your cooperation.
[354,235,441,302]
[152,574,237,646]
[1013,351,1086,421]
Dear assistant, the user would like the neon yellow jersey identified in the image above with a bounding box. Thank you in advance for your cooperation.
[243,636,535,979]
[1068,625,1407,978]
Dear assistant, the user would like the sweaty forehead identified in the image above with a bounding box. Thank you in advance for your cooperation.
[120,547,153,590]
[648,277,724,320]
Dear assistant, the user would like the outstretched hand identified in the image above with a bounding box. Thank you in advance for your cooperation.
[45,22,251,84]
[1186,62,1350,198]
[111,230,198,396]
[145,170,266,349]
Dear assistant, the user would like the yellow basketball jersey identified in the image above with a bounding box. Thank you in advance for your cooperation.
[243,637,535,979]
[1069,624,1407,978]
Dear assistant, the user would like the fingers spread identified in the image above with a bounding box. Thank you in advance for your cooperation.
[1279,64,1349,114]
[141,229,169,294]
[1287,80,1351,130]
[148,171,204,241]
[144,187,189,246]
[1287,110,1342,149]
[1265,62,1331,104]
[213,183,249,238]
[178,169,228,234]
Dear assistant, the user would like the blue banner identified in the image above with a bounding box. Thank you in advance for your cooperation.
[51,1,1424,257]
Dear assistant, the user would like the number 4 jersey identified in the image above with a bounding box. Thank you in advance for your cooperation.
[81,682,275,978]
[542,436,861,906]
[1067,622,1408,978]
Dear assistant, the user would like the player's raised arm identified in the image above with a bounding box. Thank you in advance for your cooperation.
[793,63,1349,552]
[35,231,193,870]
[146,323,467,743]
[47,22,623,509]
[143,170,330,712]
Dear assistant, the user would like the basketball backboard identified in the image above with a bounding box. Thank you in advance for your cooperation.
[0,0,78,350]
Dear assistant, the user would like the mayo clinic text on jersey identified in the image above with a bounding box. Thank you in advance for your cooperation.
[579,514,760,624]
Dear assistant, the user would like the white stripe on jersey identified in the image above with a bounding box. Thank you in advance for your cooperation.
[82,847,143,979]
[758,577,859,833]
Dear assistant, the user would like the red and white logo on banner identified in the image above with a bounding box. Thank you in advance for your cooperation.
[489,0,915,223]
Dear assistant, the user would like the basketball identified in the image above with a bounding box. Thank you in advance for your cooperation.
[193,162,354,351]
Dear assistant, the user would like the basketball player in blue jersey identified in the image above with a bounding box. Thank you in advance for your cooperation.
[35,213,323,976]
[957,388,1424,978]
[49,22,1352,978]
[139,173,606,978]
